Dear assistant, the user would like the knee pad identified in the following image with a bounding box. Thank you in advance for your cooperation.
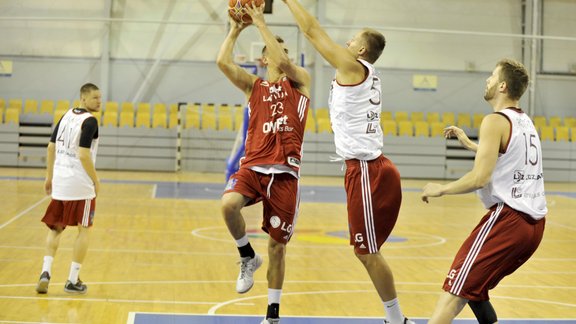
[468,300,498,324]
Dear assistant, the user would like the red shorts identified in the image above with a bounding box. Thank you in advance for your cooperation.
[345,155,402,254]
[224,168,300,244]
[42,198,96,230]
[443,203,545,301]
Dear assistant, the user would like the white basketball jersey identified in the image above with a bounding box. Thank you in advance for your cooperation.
[329,59,383,160]
[477,108,547,220]
[52,109,99,200]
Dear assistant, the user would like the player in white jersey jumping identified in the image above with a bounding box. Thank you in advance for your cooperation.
[35,83,101,295]
[422,59,547,324]
[282,1,413,323]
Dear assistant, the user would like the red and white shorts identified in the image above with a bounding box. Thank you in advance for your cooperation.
[443,202,545,301]
[224,168,300,244]
[345,155,402,255]
[42,198,96,230]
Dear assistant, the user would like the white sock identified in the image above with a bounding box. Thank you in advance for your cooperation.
[68,262,82,284]
[384,297,404,323]
[235,235,250,247]
[42,256,54,275]
[268,288,282,305]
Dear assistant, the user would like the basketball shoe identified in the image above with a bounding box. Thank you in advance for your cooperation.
[64,278,87,294]
[384,318,415,324]
[35,271,50,294]
[260,318,280,324]
[236,254,263,293]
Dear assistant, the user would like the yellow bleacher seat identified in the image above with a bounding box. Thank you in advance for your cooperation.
[315,108,329,119]
[532,116,547,129]
[8,98,22,110]
[0,107,4,123]
[202,103,215,114]
[395,111,409,122]
[442,112,455,126]
[24,99,38,114]
[572,127,576,142]
[169,111,179,128]
[381,111,393,121]
[555,126,569,142]
[414,121,430,137]
[136,112,150,128]
[305,113,317,133]
[218,104,234,131]
[457,113,472,129]
[119,111,134,127]
[410,112,424,122]
[138,103,151,114]
[472,113,484,129]
[430,122,445,137]
[56,100,70,111]
[218,114,234,131]
[539,126,554,141]
[152,111,167,128]
[0,98,5,109]
[185,110,200,129]
[549,116,562,127]
[40,100,54,114]
[427,112,440,123]
[201,112,217,130]
[564,117,576,127]
[105,101,119,113]
[316,117,332,133]
[170,103,180,114]
[5,108,19,124]
[92,110,102,125]
[398,120,414,136]
[53,109,67,125]
[121,102,134,113]
[103,111,118,127]
[72,100,80,108]
[381,120,397,136]
[153,103,167,114]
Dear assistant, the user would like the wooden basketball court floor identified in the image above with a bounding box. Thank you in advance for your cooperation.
[0,166,575,323]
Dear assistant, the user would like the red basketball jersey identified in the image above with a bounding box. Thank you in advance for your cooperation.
[241,77,310,173]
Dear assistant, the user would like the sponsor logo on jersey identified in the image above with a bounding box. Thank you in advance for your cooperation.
[287,157,300,168]
[366,111,379,121]
[225,178,237,191]
[511,186,522,198]
[270,215,281,228]
[263,116,291,134]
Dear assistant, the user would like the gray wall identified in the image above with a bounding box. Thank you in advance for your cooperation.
[0,0,575,117]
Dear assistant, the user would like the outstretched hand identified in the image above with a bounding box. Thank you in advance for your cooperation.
[244,1,266,26]
[229,16,249,32]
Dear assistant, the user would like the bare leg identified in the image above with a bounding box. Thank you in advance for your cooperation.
[46,228,63,257]
[221,192,250,239]
[355,252,397,301]
[72,226,90,264]
[428,292,469,324]
[267,237,286,289]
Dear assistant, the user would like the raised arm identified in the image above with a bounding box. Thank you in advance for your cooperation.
[245,3,311,97]
[216,19,259,97]
[281,0,363,82]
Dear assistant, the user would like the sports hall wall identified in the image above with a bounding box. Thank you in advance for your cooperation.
[0,0,575,180]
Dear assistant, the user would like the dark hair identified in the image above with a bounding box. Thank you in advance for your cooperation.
[80,83,99,96]
[262,35,285,55]
[497,59,529,100]
[361,28,386,64]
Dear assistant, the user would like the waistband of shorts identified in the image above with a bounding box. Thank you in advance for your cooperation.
[489,203,544,225]
[344,154,384,167]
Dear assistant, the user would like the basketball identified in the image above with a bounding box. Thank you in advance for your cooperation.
[228,0,264,25]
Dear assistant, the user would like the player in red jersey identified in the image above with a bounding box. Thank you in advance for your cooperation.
[216,3,311,323]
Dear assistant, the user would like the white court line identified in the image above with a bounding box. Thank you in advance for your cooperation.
[0,295,218,305]
[548,220,576,232]
[207,289,576,315]
[0,321,78,324]
[191,226,448,249]
[0,280,575,290]
[0,196,48,230]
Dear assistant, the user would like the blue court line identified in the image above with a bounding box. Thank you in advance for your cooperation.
[2,176,575,202]
[129,313,576,324]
